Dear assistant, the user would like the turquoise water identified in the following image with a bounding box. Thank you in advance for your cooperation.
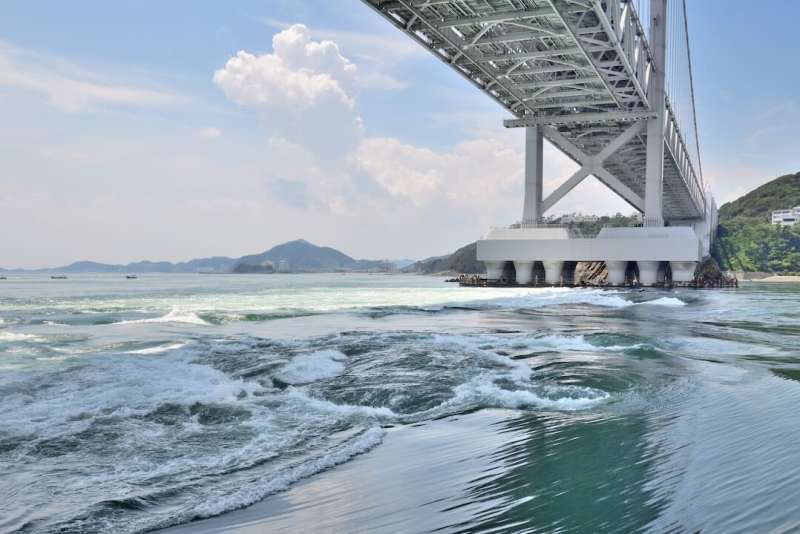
[1,274,799,533]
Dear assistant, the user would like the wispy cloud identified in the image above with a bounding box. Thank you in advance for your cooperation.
[199,127,222,139]
[0,40,187,113]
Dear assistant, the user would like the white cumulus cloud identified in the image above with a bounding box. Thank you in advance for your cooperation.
[213,24,357,109]
[213,24,362,160]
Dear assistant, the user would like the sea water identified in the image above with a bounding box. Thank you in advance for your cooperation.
[1,274,799,532]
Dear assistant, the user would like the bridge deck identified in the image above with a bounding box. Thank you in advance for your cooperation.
[361,0,705,220]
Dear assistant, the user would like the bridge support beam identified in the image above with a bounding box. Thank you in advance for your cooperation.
[645,0,667,227]
[540,123,645,214]
[521,126,543,224]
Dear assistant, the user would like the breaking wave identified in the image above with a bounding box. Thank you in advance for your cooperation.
[127,342,188,355]
[638,296,687,307]
[80,288,676,332]
[450,377,609,411]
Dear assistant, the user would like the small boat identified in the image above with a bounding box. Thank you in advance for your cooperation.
[125,274,138,279]
[51,275,67,280]
[0,276,7,280]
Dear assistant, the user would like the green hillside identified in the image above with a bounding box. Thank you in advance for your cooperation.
[719,172,800,220]
[714,172,800,272]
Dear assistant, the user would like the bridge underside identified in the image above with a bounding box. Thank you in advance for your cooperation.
[542,119,703,221]
[361,0,705,220]
[537,118,701,220]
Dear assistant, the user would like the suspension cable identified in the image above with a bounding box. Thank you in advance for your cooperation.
[682,0,704,191]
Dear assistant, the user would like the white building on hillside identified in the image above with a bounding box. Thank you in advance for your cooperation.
[772,207,800,226]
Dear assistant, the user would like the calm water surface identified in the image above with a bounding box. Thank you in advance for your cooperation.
[1,274,799,533]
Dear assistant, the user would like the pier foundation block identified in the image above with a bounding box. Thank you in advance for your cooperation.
[637,261,661,286]
[479,226,703,287]
[513,261,534,285]
[485,261,505,281]
[670,261,698,283]
[542,261,564,285]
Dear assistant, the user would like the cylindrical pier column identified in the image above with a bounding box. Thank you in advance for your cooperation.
[606,261,627,286]
[670,261,697,283]
[638,261,661,286]
[542,261,564,285]
[513,261,534,285]
[485,261,505,281]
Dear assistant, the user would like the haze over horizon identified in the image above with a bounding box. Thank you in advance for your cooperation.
[2,0,799,269]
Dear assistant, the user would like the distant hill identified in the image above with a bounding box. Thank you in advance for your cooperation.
[714,171,800,273]
[0,239,392,274]
[234,239,388,272]
[238,239,362,271]
[404,242,483,275]
[0,256,239,274]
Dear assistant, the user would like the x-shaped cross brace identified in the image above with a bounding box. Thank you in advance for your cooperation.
[540,120,645,213]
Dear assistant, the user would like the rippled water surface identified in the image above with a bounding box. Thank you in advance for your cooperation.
[1,274,799,533]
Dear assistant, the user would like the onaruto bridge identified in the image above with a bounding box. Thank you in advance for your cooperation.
[362,0,717,286]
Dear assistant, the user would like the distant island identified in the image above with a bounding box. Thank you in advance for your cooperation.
[0,239,412,275]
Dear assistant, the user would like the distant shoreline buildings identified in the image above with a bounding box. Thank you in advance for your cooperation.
[771,207,800,226]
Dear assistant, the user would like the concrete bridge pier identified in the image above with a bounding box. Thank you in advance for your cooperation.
[671,261,698,283]
[637,261,661,286]
[542,261,563,285]
[606,261,628,286]
[513,261,534,285]
[485,261,505,281]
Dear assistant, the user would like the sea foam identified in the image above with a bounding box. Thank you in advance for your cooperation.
[470,288,635,310]
[0,332,42,342]
[128,342,188,355]
[275,350,348,384]
[639,297,687,307]
[452,376,609,412]
[117,309,209,325]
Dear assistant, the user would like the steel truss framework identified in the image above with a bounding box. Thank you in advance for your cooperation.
[361,0,705,221]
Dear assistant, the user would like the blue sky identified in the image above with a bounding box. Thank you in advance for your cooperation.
[1,1,798,268]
